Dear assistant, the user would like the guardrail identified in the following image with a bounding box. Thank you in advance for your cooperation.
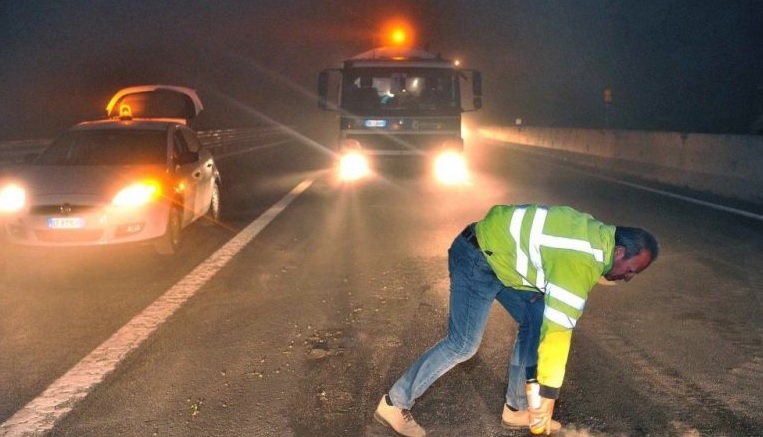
[0,139,51,166]
[196,126,286,147]
[0,126,289,167]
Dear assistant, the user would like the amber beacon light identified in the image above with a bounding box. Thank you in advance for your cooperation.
[382,20,414,47]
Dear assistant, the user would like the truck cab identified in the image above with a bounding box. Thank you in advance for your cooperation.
[319,46,481,184]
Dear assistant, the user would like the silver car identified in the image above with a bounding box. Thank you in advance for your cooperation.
[0,85,220,254]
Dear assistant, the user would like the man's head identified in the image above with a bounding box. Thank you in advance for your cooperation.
[604,227,660,282]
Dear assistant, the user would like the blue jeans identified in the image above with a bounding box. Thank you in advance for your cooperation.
[388,225,544,411]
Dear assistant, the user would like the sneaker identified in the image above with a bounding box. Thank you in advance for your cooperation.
[374,395,426,437]
[501,404,562,433]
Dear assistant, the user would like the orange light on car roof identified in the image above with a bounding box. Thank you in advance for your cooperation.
[119,104,132,120]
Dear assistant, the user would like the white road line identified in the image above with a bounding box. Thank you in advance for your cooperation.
[595,174,763,222]
[545,159,763,222]
[0,178,314,437]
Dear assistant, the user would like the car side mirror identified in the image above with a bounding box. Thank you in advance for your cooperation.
[472,71,482,96]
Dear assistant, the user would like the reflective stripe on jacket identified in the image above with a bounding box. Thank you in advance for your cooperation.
[475,205,615,393]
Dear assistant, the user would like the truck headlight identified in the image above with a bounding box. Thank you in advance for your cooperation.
[434,151,469,185]
[338,151,371,182]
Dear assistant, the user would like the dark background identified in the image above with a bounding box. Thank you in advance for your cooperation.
[1,0,761,140]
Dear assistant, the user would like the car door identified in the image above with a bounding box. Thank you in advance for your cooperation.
[170,127,202,225]
[179,127,214,217]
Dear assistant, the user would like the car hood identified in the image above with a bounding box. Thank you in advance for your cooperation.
[11,165,167,201]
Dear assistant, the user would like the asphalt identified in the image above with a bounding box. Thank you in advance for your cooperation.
[1,136,760,436]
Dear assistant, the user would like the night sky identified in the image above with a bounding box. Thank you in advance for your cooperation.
[0,0,760,140]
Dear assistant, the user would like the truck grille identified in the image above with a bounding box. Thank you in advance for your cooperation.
[346,133,457,154]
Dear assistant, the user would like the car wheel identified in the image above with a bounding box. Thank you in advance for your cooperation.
[154,206,182,255]
[204,181,221,224]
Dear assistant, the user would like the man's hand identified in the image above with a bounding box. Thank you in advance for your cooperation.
[528,396,556,435]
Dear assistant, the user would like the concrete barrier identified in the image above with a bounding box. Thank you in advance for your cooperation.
[479,126,763,206]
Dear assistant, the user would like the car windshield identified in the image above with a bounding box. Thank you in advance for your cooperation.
[36,129,167,166]
[341,67,458,114]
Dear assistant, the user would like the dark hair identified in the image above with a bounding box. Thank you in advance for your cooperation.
[615,227,660,261]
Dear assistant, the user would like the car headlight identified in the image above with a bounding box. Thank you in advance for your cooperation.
[112,180,161,207]
[0,183,26,212]
[338,151,370,181]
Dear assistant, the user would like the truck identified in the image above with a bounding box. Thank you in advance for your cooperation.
[318,45,482,184]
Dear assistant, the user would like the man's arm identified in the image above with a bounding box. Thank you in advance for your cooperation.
[535,276,594,396]
[536,328,573,398]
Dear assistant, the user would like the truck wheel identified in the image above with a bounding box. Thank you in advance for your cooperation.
[154,206,182,255]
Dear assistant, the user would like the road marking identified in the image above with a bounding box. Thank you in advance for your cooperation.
[0,178,314,437]
[544,159,763,222]
[593,173,763,222]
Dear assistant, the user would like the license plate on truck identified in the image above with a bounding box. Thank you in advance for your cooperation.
[48,217,85,229]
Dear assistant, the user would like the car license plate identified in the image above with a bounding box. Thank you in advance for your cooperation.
[48,217,85,229]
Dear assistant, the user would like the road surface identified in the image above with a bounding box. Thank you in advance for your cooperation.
[1,130,761,436]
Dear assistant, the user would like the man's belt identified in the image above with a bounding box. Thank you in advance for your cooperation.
[460,224,480,249]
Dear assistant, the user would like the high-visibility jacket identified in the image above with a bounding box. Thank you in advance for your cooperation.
[475,205,615,398]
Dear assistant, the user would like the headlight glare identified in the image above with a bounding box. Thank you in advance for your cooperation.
[338,151,370,181]
[112,181,161,207]
[434,151,469,185]
[0,183,25,212]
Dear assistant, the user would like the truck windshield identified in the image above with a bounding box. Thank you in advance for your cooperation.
[342,68,458,114]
